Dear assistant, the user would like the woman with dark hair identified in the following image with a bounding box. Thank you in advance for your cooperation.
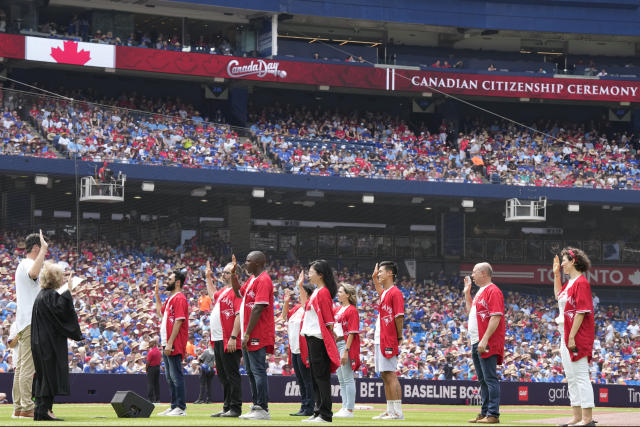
[299,260,340,423]
[282,281,315,417]
[333,283,361,418]
[553,248,596,427]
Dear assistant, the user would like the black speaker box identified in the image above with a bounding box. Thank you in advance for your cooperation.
[110,390,154,418]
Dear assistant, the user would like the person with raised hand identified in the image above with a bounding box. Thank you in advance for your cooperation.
[12,230,49,420]
[205,259,243,418]
[553,249,596,427]
[281,274,315,418]
[371,261,405,421]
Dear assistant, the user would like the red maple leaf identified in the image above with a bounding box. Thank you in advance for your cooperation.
[50,41,91,65]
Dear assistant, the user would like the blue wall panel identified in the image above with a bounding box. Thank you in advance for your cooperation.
[173,0,640,36]
[2,156,640,205]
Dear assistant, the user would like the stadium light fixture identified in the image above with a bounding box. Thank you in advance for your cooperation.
[411,197,424,204]
[252,188,265,198]
[191,188,207,197]
[141,181,155,192]
[318,85,330,91]
[567,203,580,212]
[461,199,474,209]
[362,194,374,204]
[35,175,49,185]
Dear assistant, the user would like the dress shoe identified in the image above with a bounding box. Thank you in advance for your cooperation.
[210,410,226,417]
[12,410,22,419]
[469,414,486,423]
[34,413,64,421]
[194,399,204,404]
[220,410,241,418]
[477,416,499,424]
[290,410,310,416]
[19,409,34,419]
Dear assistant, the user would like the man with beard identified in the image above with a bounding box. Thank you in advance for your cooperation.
[154,270,189,417]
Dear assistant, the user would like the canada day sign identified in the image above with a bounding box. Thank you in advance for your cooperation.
[226,59,287,79]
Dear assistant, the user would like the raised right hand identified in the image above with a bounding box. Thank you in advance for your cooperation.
[372,263,379,283]
[39,229,49,251]
[154,279,160,295]
[231,254,237,274]
[296,271,304,289]
[553,255,561,276]
[205,260,212,280]
[463,276,472,294]
[284,288,291,303]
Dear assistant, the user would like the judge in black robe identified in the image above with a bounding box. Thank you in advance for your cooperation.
[31,261,83,421]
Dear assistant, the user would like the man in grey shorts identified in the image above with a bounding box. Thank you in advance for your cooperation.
[371,261,405,420]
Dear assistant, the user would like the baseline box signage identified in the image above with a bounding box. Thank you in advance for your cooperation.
[460,263,640,287]
[0,374,638,406]
[2,34,640,102]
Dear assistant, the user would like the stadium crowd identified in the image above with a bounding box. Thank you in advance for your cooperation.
[2,89,640,189]
[0,230,638,386]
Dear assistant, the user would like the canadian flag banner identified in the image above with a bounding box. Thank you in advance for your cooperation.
[25,37,115,68]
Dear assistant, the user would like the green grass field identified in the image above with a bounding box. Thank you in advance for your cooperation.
[1,403,638,426]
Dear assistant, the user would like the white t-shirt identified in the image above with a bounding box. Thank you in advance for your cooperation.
[161,293,179,347]
[210,287,232,342]
[288,307,305,354]
[555,275,580,327]
[467,285,489,345]
[301,289,323,339]
[239,276,257,340]
[374,287,391,345]
[15,258,40,334]
[334,305,348,337]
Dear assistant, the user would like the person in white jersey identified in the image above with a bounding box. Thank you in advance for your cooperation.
[12,230,49,420]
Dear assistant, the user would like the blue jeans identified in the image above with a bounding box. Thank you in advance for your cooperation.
[163,353,186,410]
[242,347,268,410]
[471,343,500,418]
[291,352,314,414]
[336,340,356,410]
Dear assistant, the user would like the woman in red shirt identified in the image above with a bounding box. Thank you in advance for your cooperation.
[333,283,360,418]
[299,260,340,423]
[553,248,595,427]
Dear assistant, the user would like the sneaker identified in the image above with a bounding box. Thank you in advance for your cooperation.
[334,409,354,418]
[11,410,21,419]
[372,411,390,420]
[302,415,318,422]
[245,409,271,420]
[166,407,186,416]
[19,409,34,419]
[238,405,260,419]
[310,417,330,423]
[381,412,404,420]
[157,407,174,416]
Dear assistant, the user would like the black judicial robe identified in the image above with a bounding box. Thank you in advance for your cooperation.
[31,288,83,397]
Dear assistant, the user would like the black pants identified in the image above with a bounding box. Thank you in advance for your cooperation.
[198,370,215,402]
[291,352,314,414]
[306,336,332,422]
[34,395,53,418]
[213,340,243,413]
[146,365,160,402]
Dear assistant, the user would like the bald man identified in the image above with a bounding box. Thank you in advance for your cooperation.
[230,251,275,421]
[464,263,505,425]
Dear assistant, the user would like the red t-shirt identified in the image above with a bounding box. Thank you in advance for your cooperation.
[473,283,505,364]
[334,304,361,371]
[147,346,162,367]
[378,286,405,359]
[211,286,241,351]
[161,292,189,358]
[239,271,275,353]
[562,275,595,362]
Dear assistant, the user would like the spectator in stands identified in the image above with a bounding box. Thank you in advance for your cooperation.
[313,52,320,60]
[346,55,355,62]
[553,249,595,427]
[597,69,608,77]
[487,64,497,72]
[146,336,161,403]
[453,60,464,68]
[537,67,547,74]
[431,60,441,68]
[357,56,366,63]
[0,11,6,33]
[442,61,451,68]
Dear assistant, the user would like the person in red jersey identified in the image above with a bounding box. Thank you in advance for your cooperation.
[205,260,242,418]
[299,260,340,423]
[333,283,361,418]
[553,248,596,427]
[146,336,162,403]
[231,251,274,421]
[154,270,189,417]
[371,261,405,420]
[464,262,505,425]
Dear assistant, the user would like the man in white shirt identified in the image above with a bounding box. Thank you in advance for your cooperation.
[12,230,49,419]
